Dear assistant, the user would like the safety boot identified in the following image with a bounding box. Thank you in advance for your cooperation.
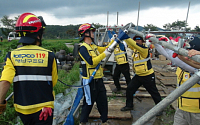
[120,106,133,111]
[113,88,121,93]
[101,121,110,125]
[79,122,86,125]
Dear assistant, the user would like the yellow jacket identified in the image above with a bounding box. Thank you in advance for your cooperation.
[176,67,200,113]
[125,38,154,76]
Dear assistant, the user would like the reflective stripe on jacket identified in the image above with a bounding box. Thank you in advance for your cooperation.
[114,44,128,65]
[132,49,154,76]
[5,45,57,114]
[176,67,200,113]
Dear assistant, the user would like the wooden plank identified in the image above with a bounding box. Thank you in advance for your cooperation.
[160,72,176,77]
[108,84,164,91]
[171,100,177,110]
[104,81,126,84]
[156,75,176,81]
[160,79,177,86]
[106,92,168,97]
[89,99,132,119]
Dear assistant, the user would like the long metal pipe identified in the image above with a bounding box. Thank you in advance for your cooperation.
[137,2,140,31]
[126,27,200,124]
[128,28,200,63]
[101,23,134,67]
[133,71,200,125]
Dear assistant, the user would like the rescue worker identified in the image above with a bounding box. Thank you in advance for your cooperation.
[78,23,112,125]
[107,30,131,93]
[152,36,200,125]
[117,32,162,115]
[112,41,131,92]
[0,12,58,125]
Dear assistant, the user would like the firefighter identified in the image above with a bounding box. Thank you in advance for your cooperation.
[107,31,131,93]
[153,36,200,125]
[112,41,131,93]
[116,31,162,115]
[0,12,58,125]
[78,23,112,125]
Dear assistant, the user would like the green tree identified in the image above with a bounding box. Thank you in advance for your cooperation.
[194,26,200,32]
[0,15,18,36]
[163,20,190,31]
[92,23,104,29]
[143,24,158,31]
[66,29,76,38]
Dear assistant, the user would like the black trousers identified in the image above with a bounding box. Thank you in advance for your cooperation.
[126,73,161,107]
[18,109,53,125]
[113,63,131,89]
[80,78,108,123]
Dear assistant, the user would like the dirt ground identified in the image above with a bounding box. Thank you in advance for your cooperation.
[86,59,176,125]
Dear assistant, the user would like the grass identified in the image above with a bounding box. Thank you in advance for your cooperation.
[54,62,80,94]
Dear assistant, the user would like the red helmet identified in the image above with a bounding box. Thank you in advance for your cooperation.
[78,23,96,36]
[15,13,45,33]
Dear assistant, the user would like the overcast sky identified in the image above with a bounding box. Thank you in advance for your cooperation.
[1,0,200,29]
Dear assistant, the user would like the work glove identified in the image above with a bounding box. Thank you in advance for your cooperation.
[104,48,112,56]
[172,43,187,58]
[108,30,117,41]
[158,37,178,58]
[39,107,52,121]
[115,29,130,44]
[145,34,156,42]
[0,100,7,115]
[159,37,169,42]
[119,43,125,51]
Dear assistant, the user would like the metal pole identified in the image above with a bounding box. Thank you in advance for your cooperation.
[117,12,119,26]
[100,29,107,46]
[137,2,140,31]
[128,28,200,63]
[6,92,14,101]
[185,2,190,28]
[183,1,190,38]
[133,71,200,125]
[107,11,109,27]
[101,23,134,67]
[126,27,200,124]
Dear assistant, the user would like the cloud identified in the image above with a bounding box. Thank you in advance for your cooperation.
[1,0,200,29]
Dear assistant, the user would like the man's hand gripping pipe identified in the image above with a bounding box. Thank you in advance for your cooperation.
[127,27,200,64]
[101,23,134,68]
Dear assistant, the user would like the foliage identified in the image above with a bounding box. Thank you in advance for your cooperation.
[0,15,19,37]
[42,40,71,54]
[53,62,80,95]
[143,24,158,31]
[163,20,191,31]
[44,24,81,39]
[0,40,21,63]
[92,23,104,29]
[0,84,18,125]
[194,26,200,32]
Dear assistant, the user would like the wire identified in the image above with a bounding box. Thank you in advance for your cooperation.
[58,79,88,88]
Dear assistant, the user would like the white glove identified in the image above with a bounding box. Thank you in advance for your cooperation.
[111,34,117,40]
[104,49,112,56]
